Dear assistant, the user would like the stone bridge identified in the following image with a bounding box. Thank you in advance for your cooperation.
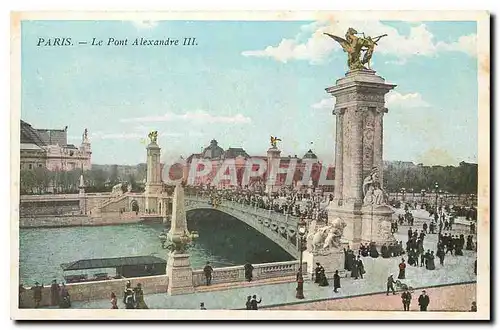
[184,195,301,259]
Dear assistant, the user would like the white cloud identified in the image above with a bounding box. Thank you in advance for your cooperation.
[120,111,252,124]
[386,91,431,108]
[242,20,477,64]
[130,20,158,29]
[311,98,335,110]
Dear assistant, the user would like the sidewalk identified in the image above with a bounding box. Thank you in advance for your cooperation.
[71,229,477,310]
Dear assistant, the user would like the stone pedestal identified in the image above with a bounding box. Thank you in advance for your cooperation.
[360,204,396,246]
[324,69,396,248]
[303,249,345,279]
[166,252,194,295]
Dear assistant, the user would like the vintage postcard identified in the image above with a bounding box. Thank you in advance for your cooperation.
[11,11,490,320]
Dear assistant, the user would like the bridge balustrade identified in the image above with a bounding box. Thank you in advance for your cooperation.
[191,260,307,287]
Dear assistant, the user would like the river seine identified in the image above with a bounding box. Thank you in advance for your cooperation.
[19,210,294,285]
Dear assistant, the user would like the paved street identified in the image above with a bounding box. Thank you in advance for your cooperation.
[264,283,476,312]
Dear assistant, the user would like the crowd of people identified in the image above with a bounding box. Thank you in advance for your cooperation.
[185,185,330,222]
[18,280,71,309]
[119,281,148,309]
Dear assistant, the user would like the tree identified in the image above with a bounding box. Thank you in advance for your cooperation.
[20,170,36,194]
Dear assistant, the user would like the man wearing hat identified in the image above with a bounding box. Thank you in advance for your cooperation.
[418,290,430,311]
[31,282,43,308]
[386,274,396,295]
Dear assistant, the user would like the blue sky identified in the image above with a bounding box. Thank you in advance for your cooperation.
[21,19,478,166]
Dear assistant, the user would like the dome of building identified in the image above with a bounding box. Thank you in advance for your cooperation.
[303,149,318,159]
[201,139,225,160]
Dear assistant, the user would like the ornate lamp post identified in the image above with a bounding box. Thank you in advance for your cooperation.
[401,188,406,202]
[296,218,307,299]
[434,182,439,217]
[421,189,426,206]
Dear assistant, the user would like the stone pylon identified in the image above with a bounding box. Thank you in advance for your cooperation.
[145,140,163,212]
[326,69,397,247]
[265,146,281,194]
[78,173,86,214]
[166,183,194,295]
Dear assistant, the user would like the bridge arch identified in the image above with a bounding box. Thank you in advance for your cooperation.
[184,197,300,258]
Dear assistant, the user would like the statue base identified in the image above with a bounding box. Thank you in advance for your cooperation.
[360,204,397,246]
[303,249,346,280]
[166,252,194,295]
[326,202,396,249]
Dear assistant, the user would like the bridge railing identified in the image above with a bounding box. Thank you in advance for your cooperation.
[192,260,307,287]
[186,195,300,224]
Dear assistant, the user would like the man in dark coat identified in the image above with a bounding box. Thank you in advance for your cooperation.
[50,279,60,306]
[401,289,412,311]
[250,295,262,310]
[31,282,43,308]
[386,275,396,295]
[245,296,252,310]
[203,261,214,285]
[418,290,430,311]
[244,262,254,282]
[333,270,341,293]
[351,258,359,280]
[408,227,413,241]
[381,244,390,258]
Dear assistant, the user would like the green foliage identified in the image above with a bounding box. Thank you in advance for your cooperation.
[383,162,478,194]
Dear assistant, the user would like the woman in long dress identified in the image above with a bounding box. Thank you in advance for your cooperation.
[426,252,436,270]
[110,292,118,309]
[134,284,149,309]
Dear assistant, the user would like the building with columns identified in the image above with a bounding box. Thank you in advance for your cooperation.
[185,139,332,192]
[20,120,92,171]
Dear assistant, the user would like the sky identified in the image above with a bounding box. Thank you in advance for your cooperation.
[20,19,478,166]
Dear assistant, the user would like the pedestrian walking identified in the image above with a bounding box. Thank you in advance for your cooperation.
[250,295,262,310]
[398,258,406,279]
[31,282,43,308]
[203,261,213,286]
[386,274,396,295]
[401,289,412,311]
[418,290,430,311]
[333,270,341,293]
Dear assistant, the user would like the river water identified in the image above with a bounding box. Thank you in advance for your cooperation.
[19,210,294,285]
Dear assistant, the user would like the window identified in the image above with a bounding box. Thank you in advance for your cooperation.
[38,164,43,168]
[28,164,32,170]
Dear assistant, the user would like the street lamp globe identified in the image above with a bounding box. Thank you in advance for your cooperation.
[298,221,307,237]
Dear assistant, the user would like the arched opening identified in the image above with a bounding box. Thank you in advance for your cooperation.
[131,200,139,213]
[184,208,294,268]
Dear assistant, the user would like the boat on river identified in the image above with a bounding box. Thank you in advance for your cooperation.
[60,255,167,284]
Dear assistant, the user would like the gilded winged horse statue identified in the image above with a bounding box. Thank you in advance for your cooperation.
[324,28,387,71]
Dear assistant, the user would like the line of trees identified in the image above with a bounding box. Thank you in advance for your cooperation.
[383,161,478,194]
[20,166,146,195]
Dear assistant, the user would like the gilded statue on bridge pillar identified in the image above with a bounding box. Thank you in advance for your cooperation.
[324,28,387,71]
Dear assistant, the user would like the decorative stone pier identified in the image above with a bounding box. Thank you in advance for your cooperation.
[326,69,397,247]
[145,136,163,212]
[265,146,282,194]
[166,182,197,295]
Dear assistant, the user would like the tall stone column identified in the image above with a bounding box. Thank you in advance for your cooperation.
[333,109,344,203]
[349,106,364,205]
[145,141,163,211]
[324,69,396,247]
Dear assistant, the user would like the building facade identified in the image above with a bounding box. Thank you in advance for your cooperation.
[184,139,333,192]
[20,120,92,171]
